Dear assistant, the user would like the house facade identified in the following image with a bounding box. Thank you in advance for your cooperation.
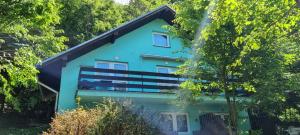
[38,6,250,135]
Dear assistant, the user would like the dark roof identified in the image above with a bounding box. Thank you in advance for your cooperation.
[37,5,176,91]
[39,5,175,67]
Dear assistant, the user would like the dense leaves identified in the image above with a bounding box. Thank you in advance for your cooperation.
[171,0,300,133]
[59,0,173,47]
[44,100,161,135]
[59,0,125,46]
[0,0,172,113]
[0,0,67,112]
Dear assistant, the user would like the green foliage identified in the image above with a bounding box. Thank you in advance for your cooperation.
[249,129,263,135]
[58,0,173,47]
[171,0,300,132]
[58,0,125,46]
[279,108,300,122]
[0,0,174,113]
[123,0,171,20]
[44,100,161,135]
[0,127,47,135]
[0,0,67,112]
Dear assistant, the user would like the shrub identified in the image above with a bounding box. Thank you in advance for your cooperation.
[43,107,101,135]
[44,100,161,135]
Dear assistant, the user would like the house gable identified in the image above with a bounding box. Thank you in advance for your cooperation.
[58,18,188,110]
[37,5,176,91]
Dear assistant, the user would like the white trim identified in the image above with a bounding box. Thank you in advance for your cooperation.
[38,81,59,112]
[160,112,190,134]
[152,32,170,47]
[157,66,176,73]
[95,61,128,70]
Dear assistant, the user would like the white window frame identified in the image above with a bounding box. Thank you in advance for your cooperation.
[95,61,128,91]
[160,112,190,134]
[152,32,170,47]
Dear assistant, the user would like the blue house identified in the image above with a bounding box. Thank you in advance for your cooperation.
[38,6,250,135]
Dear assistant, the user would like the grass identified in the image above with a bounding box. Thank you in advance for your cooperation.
[0,127,48,135]
[0,112,49,135]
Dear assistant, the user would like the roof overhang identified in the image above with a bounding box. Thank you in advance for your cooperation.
[37,5,176,91]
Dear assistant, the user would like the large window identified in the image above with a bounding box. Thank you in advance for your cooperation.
[153,32,170,47]
[159,113,189,133]
[95,61,128,91]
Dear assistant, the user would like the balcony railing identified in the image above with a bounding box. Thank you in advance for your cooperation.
[78,66,182,93]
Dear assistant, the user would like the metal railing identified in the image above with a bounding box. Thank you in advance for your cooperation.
[78,66,182,93]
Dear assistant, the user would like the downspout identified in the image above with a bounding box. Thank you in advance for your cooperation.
[38,81,59,112]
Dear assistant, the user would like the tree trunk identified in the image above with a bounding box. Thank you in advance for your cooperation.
[221,41,239,135]
[225,95,238,135]
[0,94,4,114]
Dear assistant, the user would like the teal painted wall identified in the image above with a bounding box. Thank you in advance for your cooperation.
[58,19,188,111]
[77,93,250,135]
[58,18,250,134]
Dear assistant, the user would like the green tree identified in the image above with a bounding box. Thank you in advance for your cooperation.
[123,0,172,20]
[58,0,125,47]
[171,0,300,134]
[0,0,67,112]
[58,0,174,47]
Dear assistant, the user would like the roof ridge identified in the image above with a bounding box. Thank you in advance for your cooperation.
[39,5,174,66]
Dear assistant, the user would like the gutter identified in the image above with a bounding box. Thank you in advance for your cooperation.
[38,81,59,112]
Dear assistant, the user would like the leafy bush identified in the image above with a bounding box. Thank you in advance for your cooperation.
[44,100,161,135]
[249,129,263,135]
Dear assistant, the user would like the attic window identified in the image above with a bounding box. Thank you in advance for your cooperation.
[153,32,170,47]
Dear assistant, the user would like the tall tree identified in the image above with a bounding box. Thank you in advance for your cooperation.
[0,0,67,112]
[58,0,125,47]
[123,0,172,20]
[58,0,174,47]
[171,0,300,134]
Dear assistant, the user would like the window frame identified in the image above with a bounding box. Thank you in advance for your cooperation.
[95,61,128,91]
[156,66,176,74]
[199,112,230,129]
[159,112,190,134]
[95,61,128,70]
[152,32,170,48]
[156,66,178,87]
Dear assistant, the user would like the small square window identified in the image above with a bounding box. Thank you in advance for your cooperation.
[153,33,169,47]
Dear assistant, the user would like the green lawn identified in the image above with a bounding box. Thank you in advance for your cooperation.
[0,127,48,135]
[0,113,49,135]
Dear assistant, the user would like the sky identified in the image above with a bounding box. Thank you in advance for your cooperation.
[114,0,130,4]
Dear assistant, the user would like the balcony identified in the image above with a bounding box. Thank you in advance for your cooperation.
[76,67,251,102]
[78,66,182,93]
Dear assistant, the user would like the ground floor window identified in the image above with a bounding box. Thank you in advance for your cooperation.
[159,113,189,133]
[214,113,229,126]
[199,113,229,134]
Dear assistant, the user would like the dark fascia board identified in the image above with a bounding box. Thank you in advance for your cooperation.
[39,5,175,67]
